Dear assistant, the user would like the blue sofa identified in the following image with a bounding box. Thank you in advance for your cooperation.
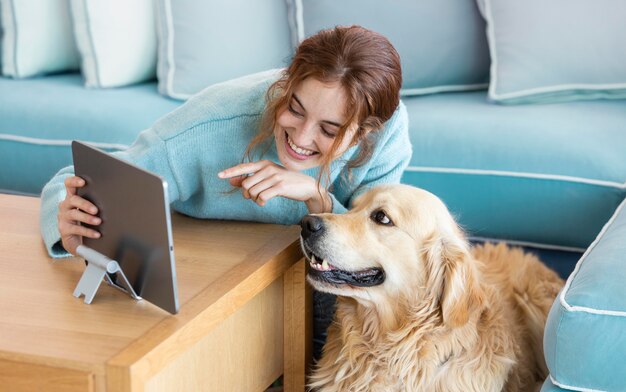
[1,1,625,390]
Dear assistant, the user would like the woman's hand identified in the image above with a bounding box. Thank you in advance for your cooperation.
[57,176,101,255]
[218,160,332,214]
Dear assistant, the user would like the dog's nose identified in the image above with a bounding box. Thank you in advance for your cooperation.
[300,215,324,239]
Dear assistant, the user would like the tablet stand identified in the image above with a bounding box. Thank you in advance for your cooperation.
[73,244,142,304]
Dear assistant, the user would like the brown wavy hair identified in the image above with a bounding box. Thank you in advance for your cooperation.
[246,25,402,188]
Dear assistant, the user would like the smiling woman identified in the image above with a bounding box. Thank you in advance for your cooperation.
[39,25,411,365]
[235,25,407,211]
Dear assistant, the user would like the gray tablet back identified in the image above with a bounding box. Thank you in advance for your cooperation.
[72,141,179,314]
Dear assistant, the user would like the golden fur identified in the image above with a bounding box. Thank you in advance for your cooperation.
[302,184,564,391]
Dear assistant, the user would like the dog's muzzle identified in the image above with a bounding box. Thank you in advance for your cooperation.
[300,215,385,287]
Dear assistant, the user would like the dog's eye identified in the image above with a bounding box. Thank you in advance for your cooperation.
[371,210,393,226]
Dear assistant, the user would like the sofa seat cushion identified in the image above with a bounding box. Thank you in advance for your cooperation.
[544,199,626,392]
[402,91,626,249]
[0,73,180,194]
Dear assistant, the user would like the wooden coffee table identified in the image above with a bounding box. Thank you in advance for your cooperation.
[0,194,311,392]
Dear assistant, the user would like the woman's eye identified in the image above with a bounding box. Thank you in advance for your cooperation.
[321,127,337,138]
[371,210,393,226]
[288,104,302,117]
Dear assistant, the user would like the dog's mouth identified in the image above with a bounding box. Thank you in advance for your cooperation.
[302,244,385,287]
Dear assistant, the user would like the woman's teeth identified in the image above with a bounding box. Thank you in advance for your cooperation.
[287,135,316,156]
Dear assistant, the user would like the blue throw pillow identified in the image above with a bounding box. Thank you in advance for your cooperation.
[155,0,293,100]
[481,0,626,104]
[0,0,80,78]
[70,0,158,88]
[287,0,490,97]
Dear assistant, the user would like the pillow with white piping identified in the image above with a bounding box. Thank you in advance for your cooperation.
[287,0,490,97]
[69,0,157,88]
[0,0,80,78]
[481,0,626,104]
[155,0,293,100]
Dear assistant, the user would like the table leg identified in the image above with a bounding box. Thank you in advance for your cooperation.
[283,258,312,392]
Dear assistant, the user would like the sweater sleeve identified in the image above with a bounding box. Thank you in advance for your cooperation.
[329,101,412,214]
[39,128,179,258]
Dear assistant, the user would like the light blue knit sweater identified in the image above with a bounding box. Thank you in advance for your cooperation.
[40,69,411,258]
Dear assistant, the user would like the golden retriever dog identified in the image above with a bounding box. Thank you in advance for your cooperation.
[300,184,564,392]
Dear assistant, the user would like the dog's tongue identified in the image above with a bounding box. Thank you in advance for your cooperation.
[316,268,385,287]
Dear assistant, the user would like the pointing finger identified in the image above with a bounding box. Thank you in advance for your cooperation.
[218,164,254,179]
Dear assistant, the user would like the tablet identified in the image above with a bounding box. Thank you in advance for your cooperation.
[72,140,179,314]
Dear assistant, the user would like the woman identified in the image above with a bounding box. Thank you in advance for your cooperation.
[40,25,411,357]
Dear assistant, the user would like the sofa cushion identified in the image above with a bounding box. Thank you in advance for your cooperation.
[0,73,180,194]
[543,199,626,392]
[155,0,293,100]
[540,377,568,392]
[481,0,626,104]
[288,0,489,97]
[0,0,80,78]
[401,91,626,249]
[70,0,158,88]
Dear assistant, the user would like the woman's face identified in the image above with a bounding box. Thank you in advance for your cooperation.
[274,77,357,171]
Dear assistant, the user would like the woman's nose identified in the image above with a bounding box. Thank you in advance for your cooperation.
[291,121,316,145]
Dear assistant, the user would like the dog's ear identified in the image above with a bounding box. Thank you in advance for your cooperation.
[426,229,485,328]
[441,242,484,327]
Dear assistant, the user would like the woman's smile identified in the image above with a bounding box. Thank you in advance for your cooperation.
[285,131,319,160]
